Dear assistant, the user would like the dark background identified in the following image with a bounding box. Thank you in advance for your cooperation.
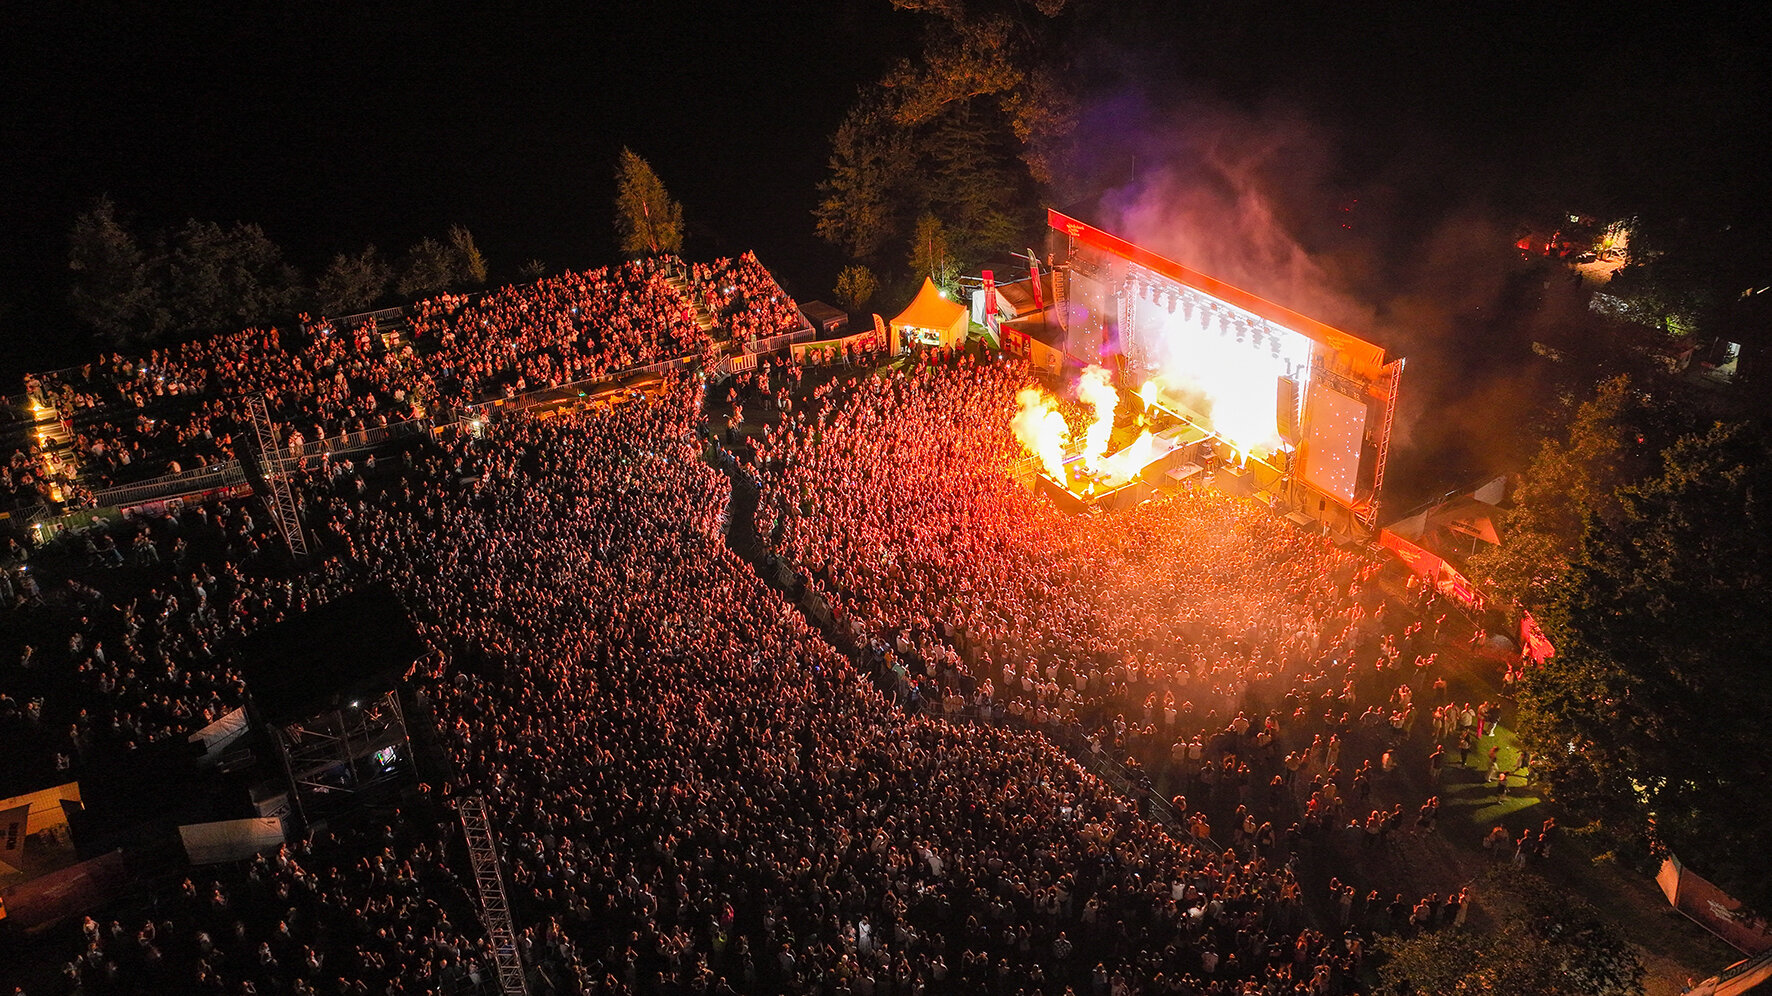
[3,0,1767,422]
[0,1,919,376]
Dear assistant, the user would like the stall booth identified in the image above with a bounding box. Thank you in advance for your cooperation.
[890,278,968,354]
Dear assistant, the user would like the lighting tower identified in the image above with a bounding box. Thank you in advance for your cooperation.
[245,394,309,557]
[459,793,529,995]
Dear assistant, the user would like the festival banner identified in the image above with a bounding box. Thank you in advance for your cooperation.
[1378,529,1444,580]
[1519,611,1555,663]
[1436,562,1484,613]
[1661,855,1772,955]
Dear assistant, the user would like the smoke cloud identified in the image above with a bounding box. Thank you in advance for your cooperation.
[1060,91,1568,513]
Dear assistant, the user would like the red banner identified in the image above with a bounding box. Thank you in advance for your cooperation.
[1379,529,1444,579]
[1436,563,1483,613]
[1661,856,1772,955]
[1520,610,1555,662]
[1378,529,1484,612]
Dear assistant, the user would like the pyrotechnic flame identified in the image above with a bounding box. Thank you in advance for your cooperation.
[1075,366,1118,471]
[1098,430,1154,485]
[1013,388,1068,480]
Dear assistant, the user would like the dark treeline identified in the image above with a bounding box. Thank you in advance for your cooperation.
[66,195,494,348]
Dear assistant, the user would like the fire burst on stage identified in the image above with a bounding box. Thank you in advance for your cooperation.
[1019,211,1404,530]
[1013,366,1180,505]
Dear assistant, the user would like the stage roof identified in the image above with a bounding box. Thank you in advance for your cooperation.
[237,583,425,722]
[1049,209,1390,381]
[892,277,967,332]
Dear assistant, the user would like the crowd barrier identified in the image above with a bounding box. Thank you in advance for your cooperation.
[24,322,838,533]
[276,418,434,465]
[305,306,405,334]
[90,461,248,510]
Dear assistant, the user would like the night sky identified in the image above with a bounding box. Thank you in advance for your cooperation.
[3,1,1766,389]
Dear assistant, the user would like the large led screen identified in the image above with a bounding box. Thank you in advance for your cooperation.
[1302,382,1368,505]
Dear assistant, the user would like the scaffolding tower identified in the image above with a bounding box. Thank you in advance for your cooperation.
[460,793,528,996]
[246,393,309,557]
[268,688,411,827]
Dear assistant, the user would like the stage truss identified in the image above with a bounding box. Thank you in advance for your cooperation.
[1048,209,1403,529]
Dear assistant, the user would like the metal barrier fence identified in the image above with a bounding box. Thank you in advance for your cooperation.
[90,461,248,510]
[744,324,817,357]
[305,306,405,334]
[27,336,772,531]
[276,418,434,464]
[456,355,699,421]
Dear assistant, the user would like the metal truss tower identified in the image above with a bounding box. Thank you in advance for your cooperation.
[459,793,528,996]
[246,394,308,557]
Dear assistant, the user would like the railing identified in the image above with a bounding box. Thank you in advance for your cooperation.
[305,306,405,334]
[28,338,744,530]
[89,460,248,510]
[457,354,700,421]
[715,354,759,378]
[744,323,818,357]
[275,418,434,464]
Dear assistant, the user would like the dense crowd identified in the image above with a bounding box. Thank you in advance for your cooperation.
[3,336,1528,996]
[54,809,492,995]
[0,498,371,779]
[751,357,1386,743]
[9,253,800,502]
[687,253,804,344]
[324,389,1369,995]
[406,258,705,401]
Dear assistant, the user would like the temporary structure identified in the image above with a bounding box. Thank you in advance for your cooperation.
[889,278,968,353]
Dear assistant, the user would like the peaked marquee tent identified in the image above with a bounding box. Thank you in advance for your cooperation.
[890,278,968,353]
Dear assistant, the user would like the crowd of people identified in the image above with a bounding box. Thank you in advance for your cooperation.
[7,253,802,505]
[0,267,1534,996]
[405,258,707,403]
[737,353,1516,976]
[0,497,374,779]
[313,387,1372,995]
[686,253,804,344]
[55,807,493,995]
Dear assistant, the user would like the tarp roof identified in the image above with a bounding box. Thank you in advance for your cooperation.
[798,300,850,335]
[237,583,424,722]
[180,817,286,865]
[891,278,967,331]
[996,273,1053,318]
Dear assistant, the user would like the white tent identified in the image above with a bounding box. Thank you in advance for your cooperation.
[179,818,286,865]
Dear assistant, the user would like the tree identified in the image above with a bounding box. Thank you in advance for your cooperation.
[158,219,302,336]
[1521,419,1772,914]
[878,1,1078,184]
[1467,377,1673,612]
[834,265,879,313]
[397,237,460,298]
[67,195,156,344]
[925,101,1035,267]
[816,98,918,262]
[614,148,685,257]
[908,213,955,291]
[316,245,392,315]
[448,224,488,286]
[816,0,1071,279]
[518,258,548,281]
[1380,871,1644,996]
